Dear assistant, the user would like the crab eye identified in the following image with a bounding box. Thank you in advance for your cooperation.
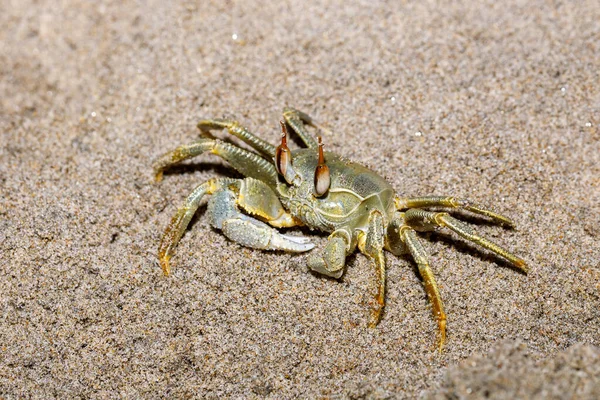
[275,121,297,184]
[314,136,330,197]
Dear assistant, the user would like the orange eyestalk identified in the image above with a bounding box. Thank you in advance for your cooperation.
[275,121,298,184]
[314,136,330,197]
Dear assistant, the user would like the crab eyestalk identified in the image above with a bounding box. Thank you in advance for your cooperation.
[275,121,299,185]
[314,136,330,197]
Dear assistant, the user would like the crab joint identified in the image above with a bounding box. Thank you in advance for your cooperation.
[314,136,330,197]
[275,121,298,184]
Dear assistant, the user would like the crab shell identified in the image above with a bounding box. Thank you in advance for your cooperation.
[277,149,396,235]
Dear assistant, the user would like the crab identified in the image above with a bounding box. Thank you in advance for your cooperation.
[153,107,527,350]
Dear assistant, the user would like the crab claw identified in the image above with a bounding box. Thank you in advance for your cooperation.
[307,236,347,279]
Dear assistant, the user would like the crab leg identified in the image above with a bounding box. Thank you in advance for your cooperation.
[396,196,515,227]
[358,210,387,327]
[399,225,447,352]
[404,209,528,272]
[158,178,234,275]
[282,107,322,148]
[153,138,277,187]
[197,118,276,158]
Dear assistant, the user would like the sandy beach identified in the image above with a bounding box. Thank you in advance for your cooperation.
[1,0,599,397]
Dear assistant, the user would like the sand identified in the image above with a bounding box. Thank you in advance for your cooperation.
[1,0,599,398]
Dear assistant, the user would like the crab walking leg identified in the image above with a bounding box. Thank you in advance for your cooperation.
[308,228,356,279]
[396,196,515,227]
[404,209,528,272]
[197,119,276,158]
[158,178,236,275]
[282,107,321,148]
[358,210,387,327]
[400,226,447,351]
[153,138,278,186]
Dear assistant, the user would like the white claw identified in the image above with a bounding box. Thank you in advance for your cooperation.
[222,216,314,253]
[281,233,313,244]
[271,234,314,252]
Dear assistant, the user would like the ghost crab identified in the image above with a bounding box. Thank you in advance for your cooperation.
[153,107,527,350]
